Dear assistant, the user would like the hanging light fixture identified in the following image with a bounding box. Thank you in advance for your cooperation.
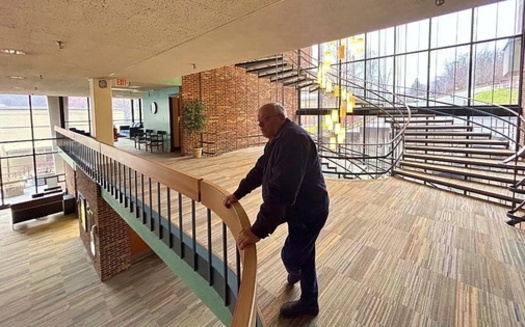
[347,95,355,114]
[334,123,341,134]
[340,102,347,119]
[324,115,333,128]
[331,109,339,123]
[329,136,336,150]
[326,80,333,93]
[338,44,346,60]
[341,88,347,101]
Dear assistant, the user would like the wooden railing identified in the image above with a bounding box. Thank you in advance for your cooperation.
[55,127,260,327]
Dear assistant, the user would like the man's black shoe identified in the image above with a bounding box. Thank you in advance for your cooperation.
[280,300,319,318]
[287,273,300,285]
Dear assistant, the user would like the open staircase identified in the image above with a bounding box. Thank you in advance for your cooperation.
[236,52,525,217]
[387,111,525,205]
[235,54,315,89]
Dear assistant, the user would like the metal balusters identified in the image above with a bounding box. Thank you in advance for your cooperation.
[222,222,229,306]
[167,188,172,248]
[192,200,197,271]
[118,162,122,203]
[207,208,214,285]
[157,182,162,239]
[102,155,107,190]
[128,167,132,212]
[123,164,127,207]
[178,193,184,258]
[111,159,116,196]
[135,170,139,218]
[141,174,146,224]
[149,177,153,231]
[96,152,101,184]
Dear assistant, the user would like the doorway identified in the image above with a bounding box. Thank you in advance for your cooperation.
[169,96,181,151]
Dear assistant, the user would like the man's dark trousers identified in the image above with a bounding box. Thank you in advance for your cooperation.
[281,202,329,305]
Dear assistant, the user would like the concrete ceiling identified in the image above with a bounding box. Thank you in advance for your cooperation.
[0,0,498,97]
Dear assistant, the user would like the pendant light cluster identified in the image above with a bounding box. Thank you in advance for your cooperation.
[318,36,364,150]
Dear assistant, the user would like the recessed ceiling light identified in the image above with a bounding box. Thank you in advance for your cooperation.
[0,49,27,55]
[8,76,25,80]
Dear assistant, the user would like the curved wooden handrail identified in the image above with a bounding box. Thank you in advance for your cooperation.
[99,143,202,201]
[58,127,101,151]
[200,181,258,327]
[56,127,202,201]
[55,126,260,327]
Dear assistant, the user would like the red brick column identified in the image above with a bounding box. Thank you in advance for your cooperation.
[76,169,132,281]
[64,163,76,196]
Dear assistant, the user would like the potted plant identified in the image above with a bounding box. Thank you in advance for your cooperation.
[182,99,207,158]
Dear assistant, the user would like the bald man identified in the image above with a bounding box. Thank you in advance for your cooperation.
[224,103,329,318]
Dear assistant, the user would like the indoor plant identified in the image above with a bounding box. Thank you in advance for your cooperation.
[182,99,207,158]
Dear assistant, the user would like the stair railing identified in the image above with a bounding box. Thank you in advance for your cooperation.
[55,127,261,327]
[292,50,412,179]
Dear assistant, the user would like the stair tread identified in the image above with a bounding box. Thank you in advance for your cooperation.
[404,153,525,169]
[404,138,509,145]
[405,145,513,155]
[378,113,435,117]
[404,131,491,137]
[400,160,516,183]
[394,168,517,202]
[402,125,473,130]
[386,119,454,123]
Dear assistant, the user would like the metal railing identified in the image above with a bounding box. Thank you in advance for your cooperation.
[293,50,412,179]
[55,127,261,327]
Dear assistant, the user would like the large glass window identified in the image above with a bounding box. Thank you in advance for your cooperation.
[396,52,429,105]
[0,94,65,205]
[67,96,91,132]
[300,0,522,115]
[396,19,430,53]
[112,98,133,128]
[429,45,470,104]
[474,0,521,42]
[431,9,472,48]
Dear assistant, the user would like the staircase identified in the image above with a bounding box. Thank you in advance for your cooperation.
[235,54,315,89]
[236,52,525,208]
[389,111,525,205]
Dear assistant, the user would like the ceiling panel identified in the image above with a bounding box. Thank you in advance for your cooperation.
[0,0,501,96]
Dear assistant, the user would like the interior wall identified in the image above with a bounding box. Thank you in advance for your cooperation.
[181,64,298,156]
[142,87,180,151]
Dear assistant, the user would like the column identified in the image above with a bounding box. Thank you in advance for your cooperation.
[89,78,114,145]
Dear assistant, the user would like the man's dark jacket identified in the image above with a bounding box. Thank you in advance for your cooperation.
[233,119,328,238]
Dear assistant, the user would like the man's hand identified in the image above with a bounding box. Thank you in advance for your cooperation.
[223,194,238,208]
[237,228,261,250]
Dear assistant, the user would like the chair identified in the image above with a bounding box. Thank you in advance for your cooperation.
[148,131,166,152]
[134,132,148,150]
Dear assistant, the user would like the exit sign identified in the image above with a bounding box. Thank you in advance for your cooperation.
[114,78,129,87]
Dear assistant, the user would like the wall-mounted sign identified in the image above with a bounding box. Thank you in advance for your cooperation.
[114,78,129,87]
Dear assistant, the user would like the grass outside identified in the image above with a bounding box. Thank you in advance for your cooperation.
[474,88,518,105]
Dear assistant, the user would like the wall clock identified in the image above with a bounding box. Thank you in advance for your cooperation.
[151,102,158,114]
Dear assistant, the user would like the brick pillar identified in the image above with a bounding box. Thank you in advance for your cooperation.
[64,163,76,197]
[76,169,131,281]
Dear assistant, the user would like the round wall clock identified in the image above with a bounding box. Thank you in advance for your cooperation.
[98,80,107,88]
[151,102,158,114]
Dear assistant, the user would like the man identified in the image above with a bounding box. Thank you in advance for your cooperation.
[223,103,329,318]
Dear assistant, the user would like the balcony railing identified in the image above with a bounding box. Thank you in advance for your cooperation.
[55,126,261,327]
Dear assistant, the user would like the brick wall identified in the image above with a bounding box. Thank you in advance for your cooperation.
[64,163,76,196]
[181,62,298,156]
[76,169,132,281]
